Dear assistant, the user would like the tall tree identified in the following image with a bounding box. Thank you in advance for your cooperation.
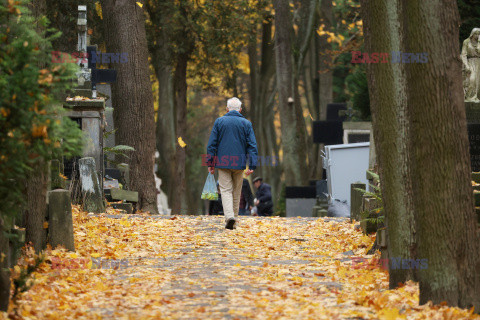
[404,0,479,309]
[102,0,158,214]
[362,0,480,309]
[146,2,176,209]
[361,0,417,288]
[317,0,333,121]
[23,161,48,252]
[273,0,313,186]
[23,0,48,253]
[248,12,282,202]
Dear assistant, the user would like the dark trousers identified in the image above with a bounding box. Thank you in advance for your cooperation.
[257,201,273,216]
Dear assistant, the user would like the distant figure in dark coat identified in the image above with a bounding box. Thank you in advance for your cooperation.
[239,178,254,216]
[252,177,273,216]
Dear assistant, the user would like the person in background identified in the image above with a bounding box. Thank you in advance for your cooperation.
[239,178,254,216]
[252,177,273,216]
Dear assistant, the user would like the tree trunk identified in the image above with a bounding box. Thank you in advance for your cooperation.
[155,65,176,205]
[248,15,280,197]
[361,0,417,289]
[149,23,176,208]
[0,218,10,311]
[170,53,189,215]
[102,0,158,214]
[404,0,480,309]
[146,1,176,209]
[362,0,480,309]
[24,161,48,253]
[273,0,309,186]
[317,0,333,121]
[24,1,49,253]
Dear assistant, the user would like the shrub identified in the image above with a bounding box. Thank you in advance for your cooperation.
[0,0,83,231]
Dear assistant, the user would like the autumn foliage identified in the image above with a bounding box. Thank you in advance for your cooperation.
[0,0,83,226]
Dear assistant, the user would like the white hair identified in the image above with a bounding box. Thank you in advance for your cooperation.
[227,97,242,111]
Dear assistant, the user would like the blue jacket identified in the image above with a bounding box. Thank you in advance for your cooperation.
[256,183,272,203]
[206,111,258,170]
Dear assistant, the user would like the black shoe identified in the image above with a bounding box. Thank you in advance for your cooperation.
[225,218,236,230]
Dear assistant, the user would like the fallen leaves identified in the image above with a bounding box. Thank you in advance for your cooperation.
[2,208,479,319]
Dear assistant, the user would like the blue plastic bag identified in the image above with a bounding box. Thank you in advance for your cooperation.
[201,173,218,200]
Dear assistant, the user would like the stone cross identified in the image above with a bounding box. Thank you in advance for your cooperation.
[77,5,91,86]
[87,46,117,99]
[76,5,117,98]
[338,101,360,121]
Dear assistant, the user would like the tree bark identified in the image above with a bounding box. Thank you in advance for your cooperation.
[155,65,176,205]
[361,0,417,289]
[248,16,282,200]
[362,0,480,309]
[24,161,48,253]
[273,0,309,186]
[404,0,480,309]
[172,52,189,215]
[146,2,176,208]
[24,2,49,253]
[317,0,333,121]
[102,0,158,214]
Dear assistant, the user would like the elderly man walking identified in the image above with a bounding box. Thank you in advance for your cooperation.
[206,97,258,229]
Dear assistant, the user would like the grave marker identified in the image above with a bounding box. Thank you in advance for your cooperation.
[468,124,480,172]
[78,157,104,213]
[48,190,75,251]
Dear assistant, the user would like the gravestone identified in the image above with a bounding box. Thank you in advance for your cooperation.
[312,180,329,217]
[87,45,117,98]
[286,186,317,217]
[105,168,126,186]
[326,103,347,121]
[104,179,120,189]
[467,107,480,170]
[78,157,105,213]
[63,6,118,191]
[97,84,115,165]
[312,121,343,145]
[315,180,328,199]
[342,121,372,144]
[118,163,130,188]
[110,188,138,203]
[111,203,133,214]
[465,97,480,172]
[468,122,480,172]
[350,182,366,222]
[47,190,75,251]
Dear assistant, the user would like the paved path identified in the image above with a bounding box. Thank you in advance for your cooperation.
[16,215,383,319]
[81,215,366,319]
[14,214,479,319]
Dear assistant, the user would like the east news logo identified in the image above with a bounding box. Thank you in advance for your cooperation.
[351,51,428,64]
[52,51,128,64]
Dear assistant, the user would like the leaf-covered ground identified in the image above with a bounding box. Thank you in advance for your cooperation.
[2,207,479,319]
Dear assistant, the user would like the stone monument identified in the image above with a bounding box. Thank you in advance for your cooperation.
[462,28,480,102]
[463,28,480,172]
